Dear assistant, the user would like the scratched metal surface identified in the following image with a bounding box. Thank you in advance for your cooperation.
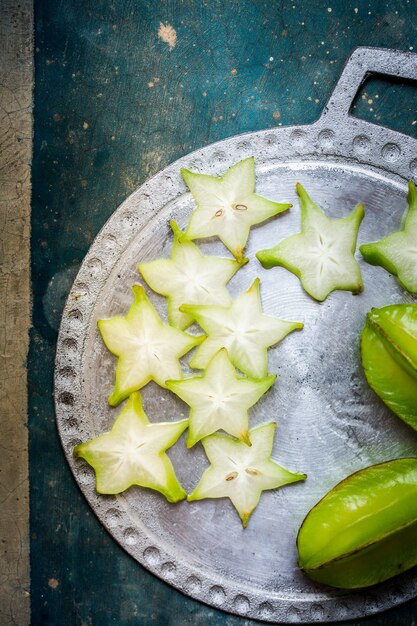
[54,48,417,622]
[31,2,417,625]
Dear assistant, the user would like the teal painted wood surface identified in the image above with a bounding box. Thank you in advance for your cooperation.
[31,1,417,623]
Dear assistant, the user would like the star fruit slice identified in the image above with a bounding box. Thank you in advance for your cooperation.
[181,278,303,378]
[360,181,417,294]
[166,348,276,448]
[256,183,365,302]
[73,392,188,501]
[98,285,204,407]
[181,157,291,262]
[138,221,243,330]
[188,422,306,527]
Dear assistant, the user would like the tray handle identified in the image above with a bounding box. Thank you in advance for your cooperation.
[321,46,417,123]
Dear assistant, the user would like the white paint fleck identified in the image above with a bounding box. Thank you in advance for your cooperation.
[158,23,177,49]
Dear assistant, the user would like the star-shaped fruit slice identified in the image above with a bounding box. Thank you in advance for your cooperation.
[181,157,291,261]
[360,182,417,294]
[256,183,365,302]
[138,221,244,330]
[181,278,303,378]
[166,349,276,448]
[73,393,188,501]
[188,422,306,527]
[98,285,204,406]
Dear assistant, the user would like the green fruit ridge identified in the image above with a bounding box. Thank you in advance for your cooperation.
[74,393,188,501]
[256,183,364,301]
[361,304,417,431]
[297,458,417,588]
[138,221,244,330]
[189,422,306,527]
[360,181,417,294]
[181,157,291,262]
[98,285,204,406]
[166,348,276,448]
[181,278,303,378]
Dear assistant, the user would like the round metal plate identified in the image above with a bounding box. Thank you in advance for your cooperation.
[55,48,417,622]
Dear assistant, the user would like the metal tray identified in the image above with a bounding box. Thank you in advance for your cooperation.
[55,47,417,623]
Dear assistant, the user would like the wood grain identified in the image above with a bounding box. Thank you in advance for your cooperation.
[0,2,32,624]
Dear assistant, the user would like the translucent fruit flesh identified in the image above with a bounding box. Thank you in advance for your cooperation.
[98,285,204,406]
[360,182,417,294]
[74,393,188,501]
[182,157,291,261]
[189,422,306,527]
[166,348,276,447]
[139,221,243,330]
[181,278,303,378]
[256,183,364,302]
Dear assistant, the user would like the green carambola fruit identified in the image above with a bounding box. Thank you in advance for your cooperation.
[297,458,417,589]
[361,304,417,431]
[256,183,364,302]
[360,182,417,294]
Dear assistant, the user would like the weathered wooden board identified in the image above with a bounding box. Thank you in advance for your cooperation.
[0,2,32,625]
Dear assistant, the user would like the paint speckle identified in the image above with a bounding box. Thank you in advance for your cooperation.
[202,91,207,97]
[354,7,358,12]
[327,7,332,11]
[273,111,281,120]
[48,578,59,589]
[158,23,177,49]
[147,81,154,88]
[231,68,237,76]
[82,121,89,129]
